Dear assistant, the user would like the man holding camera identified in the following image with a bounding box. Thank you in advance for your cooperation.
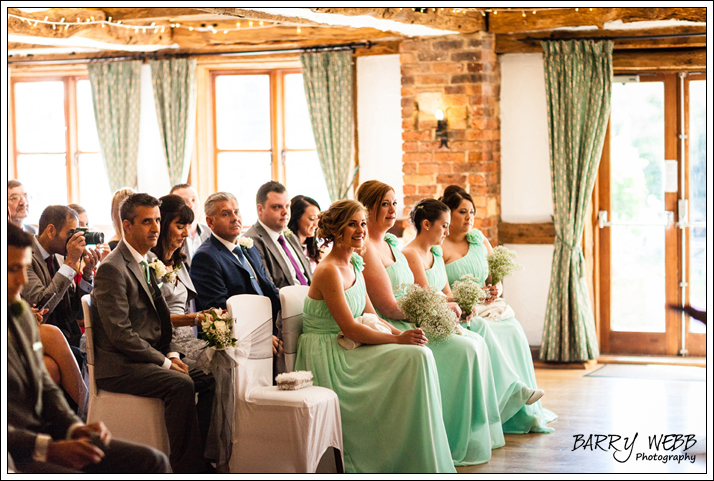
[22,205,101,352]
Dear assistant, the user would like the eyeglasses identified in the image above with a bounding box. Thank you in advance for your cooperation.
[9,194,31,203]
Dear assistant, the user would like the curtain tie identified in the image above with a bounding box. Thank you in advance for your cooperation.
[555,234,586,278]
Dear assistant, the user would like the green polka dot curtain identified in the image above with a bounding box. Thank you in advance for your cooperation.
[300,50,354,202]
[540,40,613,362]
[87,61,142,191]
[149,58,197,187]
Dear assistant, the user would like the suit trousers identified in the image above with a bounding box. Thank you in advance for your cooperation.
[96,363,214,473]
[14,438,170,474]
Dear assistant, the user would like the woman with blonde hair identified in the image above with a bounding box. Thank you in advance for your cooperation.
[108,187,135,250]
[294,199,455,473]
[358,181,505,466]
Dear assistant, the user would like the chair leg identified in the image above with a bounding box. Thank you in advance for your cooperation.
[333,448,344,474]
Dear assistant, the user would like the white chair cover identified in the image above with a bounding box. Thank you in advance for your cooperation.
[278,285,310,372]
[226,294,343,473]
[82,295,170,456]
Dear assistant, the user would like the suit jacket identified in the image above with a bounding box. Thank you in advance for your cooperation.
[22,236,87,346]
[8,300,81,463]
[190,234,280,332]
[90,240,178,380]
[180,222,211,269]
[244,223,313,289]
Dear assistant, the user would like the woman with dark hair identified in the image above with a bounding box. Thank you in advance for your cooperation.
[440,185,556,434]
[358,181,504,467]
[150,194,215,358]
[287,195,322,271]
[294,200,455,473]
[403,197,547,435]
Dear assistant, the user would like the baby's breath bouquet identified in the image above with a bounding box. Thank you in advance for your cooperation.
[451,274,488,321]
[396,284,457,345]
[201,309,237,350]
[487,245,523,285]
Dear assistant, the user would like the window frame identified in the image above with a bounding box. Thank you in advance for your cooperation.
[9,70,100,206]
[209,67,317,195]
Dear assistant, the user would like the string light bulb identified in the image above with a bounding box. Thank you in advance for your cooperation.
[259,21,264,26]
[249,21,253,27]
[297,26,301,34]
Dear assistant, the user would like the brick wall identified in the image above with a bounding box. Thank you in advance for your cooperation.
[400,32,500,243]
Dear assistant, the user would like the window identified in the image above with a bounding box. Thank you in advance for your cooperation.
[212,69,331,225]
[11,75,112,229]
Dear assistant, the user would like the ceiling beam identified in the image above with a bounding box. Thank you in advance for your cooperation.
[488,7,706,34]
[8,8,173,49]
[613,48,705,72]
[496,25,707,53]
[309,7,485,34]
[98,8,213,22]
[195,8,327,27]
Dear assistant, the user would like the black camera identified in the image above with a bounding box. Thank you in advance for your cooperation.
[67,227,105,245]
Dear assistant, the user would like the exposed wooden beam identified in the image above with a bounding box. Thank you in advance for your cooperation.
[498,222,555,244]
[195,8,328,28]
[310,7,485,34]
[489,7,706,34]
[98,8,211,22]
[8,8,173,48]
[613,48,706,72]
[496,25,707,54]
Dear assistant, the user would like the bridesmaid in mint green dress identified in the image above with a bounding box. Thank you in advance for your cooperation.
[402,198,547,434]
[358,181,504,466]
[294,200,456,473]
[440,185,557,433]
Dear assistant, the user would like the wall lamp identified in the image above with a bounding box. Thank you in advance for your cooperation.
[435,108,449,149]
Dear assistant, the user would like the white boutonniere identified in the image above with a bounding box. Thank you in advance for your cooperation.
[148,259,182,285]
[282,228,293,238]
[238,235,254,249]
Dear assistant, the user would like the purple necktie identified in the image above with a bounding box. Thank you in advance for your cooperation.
[277,235,308,286]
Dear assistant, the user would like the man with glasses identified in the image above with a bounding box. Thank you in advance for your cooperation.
[8,180,37,234]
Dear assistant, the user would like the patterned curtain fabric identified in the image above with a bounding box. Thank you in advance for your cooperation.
[87,61,142,191]
[540,40,613,362]
[300,50,353,202]
[149,58,197,186]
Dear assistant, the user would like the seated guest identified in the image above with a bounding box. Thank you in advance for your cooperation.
[190,192,282,356]
[7,222,170,474]
[149,194,222,462]
[287,195,323,273]
[8,179,37,234]
[22,206,100,359]
[90,193,213,473]
[107,187,135,251]
[244,181,312,289]
[67,203,89,228]
[293,200,455,473]
[170,183,211,268]
[67,203,110,306]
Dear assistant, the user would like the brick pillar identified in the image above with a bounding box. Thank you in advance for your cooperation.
[400,33,500,243]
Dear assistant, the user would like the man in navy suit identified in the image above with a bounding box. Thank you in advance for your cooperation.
[190,192,281,353]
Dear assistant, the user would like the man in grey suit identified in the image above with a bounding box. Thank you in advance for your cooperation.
[22,205,101,350]
[244,181,313,289]
[7,222,170,474]
[8,179,38,234]
[90,193,212,473]
[170,183,210,268]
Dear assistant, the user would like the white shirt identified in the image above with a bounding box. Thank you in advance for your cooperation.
[185,224,205,261]
[124,241,179,369]
[36,239,93,293]
[257,219,306,284]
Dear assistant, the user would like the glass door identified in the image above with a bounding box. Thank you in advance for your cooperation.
[598,73,705,356]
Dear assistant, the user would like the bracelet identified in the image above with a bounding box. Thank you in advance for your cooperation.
[194,312,201,326]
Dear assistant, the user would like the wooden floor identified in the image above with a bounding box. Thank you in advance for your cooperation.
[456,364,708,474]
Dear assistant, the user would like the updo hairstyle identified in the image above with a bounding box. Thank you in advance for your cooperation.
[316,200,367,247]
[439,185,475,212]
[408,198,450,235]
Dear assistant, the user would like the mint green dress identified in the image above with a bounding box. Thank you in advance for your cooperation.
[295,253,456,473]
[377,234,504,466]
[445,229,557,434]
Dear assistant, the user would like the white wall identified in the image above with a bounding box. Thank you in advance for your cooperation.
[356,55,404,211]
[500,53,554,346]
